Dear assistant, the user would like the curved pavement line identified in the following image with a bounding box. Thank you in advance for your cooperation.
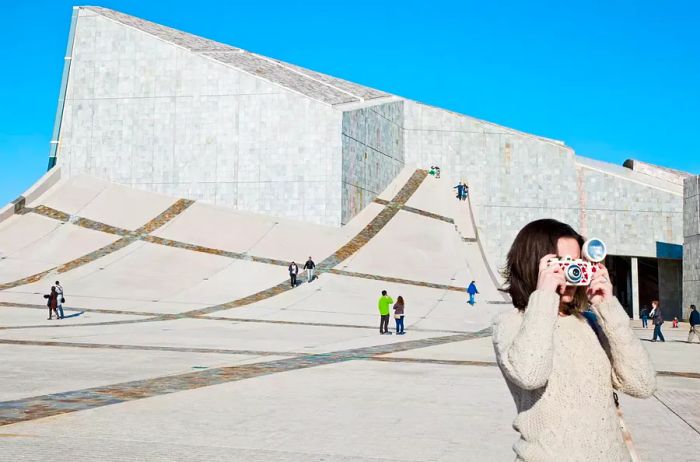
[0,329,491,427]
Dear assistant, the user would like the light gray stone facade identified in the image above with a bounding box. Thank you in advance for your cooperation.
[341,101,404,224]
[683,175,700,320]
[402,101,684,276]
[51,7,689,312]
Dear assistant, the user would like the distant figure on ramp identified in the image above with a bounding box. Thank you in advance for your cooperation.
[454,182,464,200]
[467,281,479,305]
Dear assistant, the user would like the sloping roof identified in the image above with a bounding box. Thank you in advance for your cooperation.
[82,6,389,106]
[576,156,683,195]
[622,159,693,187]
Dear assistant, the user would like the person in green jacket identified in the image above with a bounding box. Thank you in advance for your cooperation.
[378,290,394,335]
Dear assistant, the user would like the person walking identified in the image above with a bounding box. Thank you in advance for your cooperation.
[288,261,299,288]
[304,257,316,283]
[435,166,441,179]
[688,305,699,343]
[640,306,649,328]
[454,182,465,200]
[493,218,655,462]
[467,281,479,305]
[378,290,394,335]
[650,300,665,342]
[54,280,65,319]
[462,183,469,200]
[44,286,59,320]
[394,296,405,335]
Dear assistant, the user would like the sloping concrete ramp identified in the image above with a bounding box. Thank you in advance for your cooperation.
[0,166,508,332]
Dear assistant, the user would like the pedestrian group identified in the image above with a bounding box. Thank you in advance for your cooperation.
[44,280,65,320]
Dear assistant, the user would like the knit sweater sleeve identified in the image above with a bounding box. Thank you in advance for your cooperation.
[590,297,657,398]
[492,290,560,390]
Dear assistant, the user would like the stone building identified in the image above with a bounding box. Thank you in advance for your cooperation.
[49,6,693,319]
[684,175,700,319]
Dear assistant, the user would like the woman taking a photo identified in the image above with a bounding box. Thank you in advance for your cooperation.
[492,219,655,462]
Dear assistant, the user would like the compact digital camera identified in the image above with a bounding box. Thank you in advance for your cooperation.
[548,238,607,286]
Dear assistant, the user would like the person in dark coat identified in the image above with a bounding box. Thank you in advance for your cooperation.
[304,257,316,283]
[44,286,59,320]
[688,304,699,343]
[650,300,665,342]
[288,261,299,288]
[454,183,465,200]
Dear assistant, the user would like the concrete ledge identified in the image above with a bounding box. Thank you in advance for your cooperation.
[0,167,62,225]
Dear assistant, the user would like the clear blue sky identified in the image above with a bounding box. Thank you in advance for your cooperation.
[1,0,698,205]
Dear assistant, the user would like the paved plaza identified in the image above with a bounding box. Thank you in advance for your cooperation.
[0,167,698,461]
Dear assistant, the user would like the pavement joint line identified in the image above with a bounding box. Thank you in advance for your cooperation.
[0,301,161,317]
[0,317,162,331]
[0,199,195,291]
[0,338,304,357]
[364,357,700,382]
[367,356,497,367]
[372,198,455,224]
[0,300,474,335]
[0,328,490,426]
[199,314,475,335]
[652,393,700,436]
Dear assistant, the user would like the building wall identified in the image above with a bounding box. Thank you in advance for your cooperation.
[56,9,343,226]
[402,100,684,277]
[341,101,404,224]
[684,175,700,320]
[577,162,682,256]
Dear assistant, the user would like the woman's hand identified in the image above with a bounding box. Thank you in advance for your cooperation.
[587,263,613,306]
[536,254,566,294]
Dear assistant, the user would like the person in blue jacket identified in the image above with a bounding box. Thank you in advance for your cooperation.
[454,183,465,200]
[467,281,479,305]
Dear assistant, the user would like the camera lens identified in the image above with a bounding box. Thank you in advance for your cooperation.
[566,264,583,284]
[583,238,607,262]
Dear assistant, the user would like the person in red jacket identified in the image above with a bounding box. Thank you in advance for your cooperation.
[44,286,59,320]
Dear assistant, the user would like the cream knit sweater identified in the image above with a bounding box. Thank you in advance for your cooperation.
[492,290,656,462]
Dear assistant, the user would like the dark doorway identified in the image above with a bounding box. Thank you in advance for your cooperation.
[638,257,659,318]
[606,256,632,317]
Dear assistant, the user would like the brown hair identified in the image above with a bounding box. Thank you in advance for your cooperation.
[396,296,404,305]
[502,218,588,313]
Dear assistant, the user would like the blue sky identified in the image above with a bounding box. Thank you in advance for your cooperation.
[1,0,698,205]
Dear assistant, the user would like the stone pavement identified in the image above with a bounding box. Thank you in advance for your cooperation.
[1,169,699,461]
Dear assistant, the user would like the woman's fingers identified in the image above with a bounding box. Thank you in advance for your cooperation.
[539,254,557,270]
